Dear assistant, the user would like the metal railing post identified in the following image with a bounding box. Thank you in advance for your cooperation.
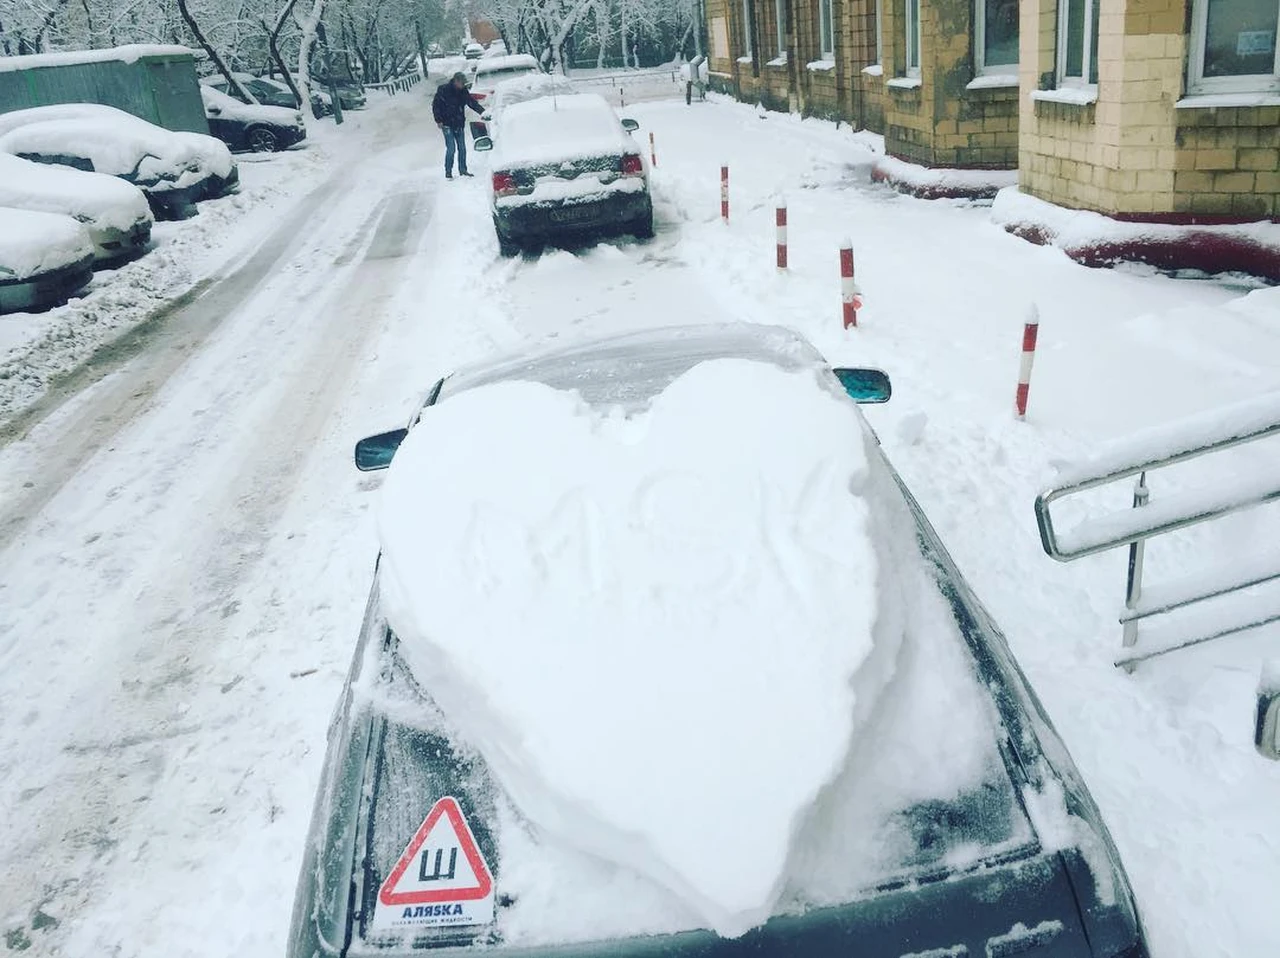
[1121,471,1149,659]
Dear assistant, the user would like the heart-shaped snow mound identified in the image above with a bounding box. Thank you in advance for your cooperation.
[378,358,898,936]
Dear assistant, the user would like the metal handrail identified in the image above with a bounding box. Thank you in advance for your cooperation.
[1034,393,1280,667]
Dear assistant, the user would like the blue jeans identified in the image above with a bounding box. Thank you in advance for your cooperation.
[443,125,467,175]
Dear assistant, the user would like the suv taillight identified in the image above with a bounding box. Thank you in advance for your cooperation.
[492,171,517,197]
[621,154,644,176]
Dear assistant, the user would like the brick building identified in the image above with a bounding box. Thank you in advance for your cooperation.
[1019,0,1280,220]
[702,0,1280,224]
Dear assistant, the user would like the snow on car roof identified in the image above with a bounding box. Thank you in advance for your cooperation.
[0,206,93,281]
[0,102,154,138]
[491,93,635,168]
[490,72,577,112]
[200,85,302,127]
[0,44,193,74]
[474,53,540,74]
[0,154,150,233]
[0,117,194,183]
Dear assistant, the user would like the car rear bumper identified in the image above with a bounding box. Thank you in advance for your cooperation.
[495,190,652,242]
[89,217,153,264]
[0,253,94,314]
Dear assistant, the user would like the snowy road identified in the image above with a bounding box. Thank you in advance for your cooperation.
[1,88,1278,957]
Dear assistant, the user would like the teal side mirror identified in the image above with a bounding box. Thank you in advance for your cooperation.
[473,136,494,151]
[621,118,639,132]
[833,367,891,403]
[354,428,408,471]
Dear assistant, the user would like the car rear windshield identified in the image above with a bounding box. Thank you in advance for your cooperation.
[476,66,540,86]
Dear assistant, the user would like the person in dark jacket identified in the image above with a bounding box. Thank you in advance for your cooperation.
[432,72,485,179]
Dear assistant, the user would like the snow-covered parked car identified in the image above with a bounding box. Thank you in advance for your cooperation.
[200,86,308,153]
[0,154,153,263]
[484,72,577,136]
[202,71,330,118]
[474,93,652,255]
[0,104,238,219]
[466,53,543,137]
[0,207,94,314]
[289,323,1152,958]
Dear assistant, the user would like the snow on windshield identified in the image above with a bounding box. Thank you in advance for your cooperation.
[494,95,630,167]
[0,154,150,232]
[377,358,907,937]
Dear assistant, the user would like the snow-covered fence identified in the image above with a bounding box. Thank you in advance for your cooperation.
[566,67,686,107]
[368,71,424,96]
[1035,392,1280,668]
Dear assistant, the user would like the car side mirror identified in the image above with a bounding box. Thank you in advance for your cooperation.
[621,118,639,132]
[354,428,408,471]
[1257,661,1280,760]
[473,136,494,151]
[207,105,222,115]
[832,367,892,403]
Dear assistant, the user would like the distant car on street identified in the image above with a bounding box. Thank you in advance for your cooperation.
[200,86,307,153]
[0,103,239,219]
[0,154,152,263]
[463,42,485,59]
[305,74,368,111]
[288,323,1151,958]
[474,93,652,255]
[0,206,94,314]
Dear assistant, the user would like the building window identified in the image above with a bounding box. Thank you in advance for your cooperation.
[905,0,921,75]
[1189,0,1280,93]
[776,0,788,55]
[976,0,1019,72]
[742,0,754,57]
[819,0,836,56]
[1057,0,1099,86]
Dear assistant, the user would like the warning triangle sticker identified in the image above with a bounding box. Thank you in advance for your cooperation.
[377,796,494,908]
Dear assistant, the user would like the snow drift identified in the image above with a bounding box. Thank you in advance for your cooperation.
[377,357,904,937]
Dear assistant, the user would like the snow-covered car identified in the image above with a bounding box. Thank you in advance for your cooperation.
[0,206,95,314]
[289,324,1151,958]
[0,104,236,219]
[0,154,153,263]
[202,71,330,118]
[463,42,485,59]
[466,54,543,137]
[474,93,652,255]
[172,130,240,197]
[485,71,577,133]
[200,86,307,153]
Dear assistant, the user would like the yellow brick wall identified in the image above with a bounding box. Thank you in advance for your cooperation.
[881,0,1019,167]
[1019,0,1278,220]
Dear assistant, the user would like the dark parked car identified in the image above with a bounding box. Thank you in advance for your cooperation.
[201,71,330,117]
[288,324,1151,958]
[475,93,652,256]
[200,86,307,153]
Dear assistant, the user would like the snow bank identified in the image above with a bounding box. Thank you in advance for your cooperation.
[378,357,902,937]
[0,207,93,281]
[0,44,192,73]
[0,154,151,233]
[871,154,1017,200]
[991,186,1280,282]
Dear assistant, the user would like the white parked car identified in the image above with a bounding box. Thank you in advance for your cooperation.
[474,93,652,255]
[0,206,95,314]
[0,154,153,263]
[0,104,239,219]
[466,54,543,137]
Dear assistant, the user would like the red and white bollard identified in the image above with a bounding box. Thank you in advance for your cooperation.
[776,199,788,270]
[1015,305,1040,419]
[720,165,730,222]
[649,131,657,167]
[840,241,861,328]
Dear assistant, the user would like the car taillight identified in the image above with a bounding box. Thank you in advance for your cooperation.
[493,171,517,197]
[473,91,487,102]
[621,153,644,176]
